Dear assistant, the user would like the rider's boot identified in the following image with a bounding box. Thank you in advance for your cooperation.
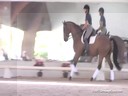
[84,38,89,55]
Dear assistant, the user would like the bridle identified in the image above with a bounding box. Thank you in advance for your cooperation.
[64,23,72,40]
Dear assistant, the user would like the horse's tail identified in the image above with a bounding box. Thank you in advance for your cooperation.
[110,38,122,71]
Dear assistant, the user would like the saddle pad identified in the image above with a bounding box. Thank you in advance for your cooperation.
[89,35,97,44]
[81,31,86,44]
[81,32,97,44]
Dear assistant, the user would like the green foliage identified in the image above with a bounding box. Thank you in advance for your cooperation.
[34,52,48,59]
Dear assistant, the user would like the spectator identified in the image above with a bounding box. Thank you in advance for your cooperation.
[21,51,31,61]
[1,48,9,60]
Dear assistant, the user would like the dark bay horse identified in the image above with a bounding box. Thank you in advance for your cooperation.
[63,21,122,81]
[80,36,126,63]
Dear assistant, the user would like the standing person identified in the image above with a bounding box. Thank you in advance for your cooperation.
[96,7,107,35]
[82,4,93,54]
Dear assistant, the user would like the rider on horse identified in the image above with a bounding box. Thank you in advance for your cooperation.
[96,7,107,35]
[82,4,93,54]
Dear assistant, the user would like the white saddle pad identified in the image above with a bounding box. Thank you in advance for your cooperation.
[89,35,97,44]
[81,32,97,44]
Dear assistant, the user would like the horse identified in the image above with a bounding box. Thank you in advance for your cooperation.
[63,21,122,81]
[79,35,126,63]
[79,24,125,63]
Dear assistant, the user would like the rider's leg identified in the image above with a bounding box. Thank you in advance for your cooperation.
[84,38,89,53]
[84,25,93,54]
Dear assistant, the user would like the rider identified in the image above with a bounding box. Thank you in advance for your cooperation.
[82,4,93,54]
[96,7,107,35]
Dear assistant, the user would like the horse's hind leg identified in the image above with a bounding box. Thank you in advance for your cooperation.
[90,55,103,81]
[105,54,114,81]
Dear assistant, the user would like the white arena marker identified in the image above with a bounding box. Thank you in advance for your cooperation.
[3,68,12,78]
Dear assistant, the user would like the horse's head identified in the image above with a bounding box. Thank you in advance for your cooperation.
[63,21,83,42]
[63,21,71,42]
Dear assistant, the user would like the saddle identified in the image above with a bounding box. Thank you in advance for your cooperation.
[81,29,97,44]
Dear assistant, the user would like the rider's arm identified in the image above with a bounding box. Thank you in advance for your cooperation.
[82,20,88,30]
[97,21,104,32]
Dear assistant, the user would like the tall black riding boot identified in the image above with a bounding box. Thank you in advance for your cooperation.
[84,38,89,54]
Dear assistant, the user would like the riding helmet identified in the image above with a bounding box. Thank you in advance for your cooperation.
[99,7,104,13]
[83,4,90,11]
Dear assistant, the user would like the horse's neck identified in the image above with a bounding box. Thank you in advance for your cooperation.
[71,27,82,42]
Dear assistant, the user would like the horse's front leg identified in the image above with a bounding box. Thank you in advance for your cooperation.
[69,51,83,80]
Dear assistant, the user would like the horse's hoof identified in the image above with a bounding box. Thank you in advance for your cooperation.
[69,76,72,80]
[90,77,93,81]
[74,72,79,75]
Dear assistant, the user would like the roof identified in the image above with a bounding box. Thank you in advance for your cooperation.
[0,2,52,31]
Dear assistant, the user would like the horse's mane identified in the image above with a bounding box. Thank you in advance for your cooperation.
[65,21,83,32]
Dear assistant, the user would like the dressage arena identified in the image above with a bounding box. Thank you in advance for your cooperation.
[0,1,128,96]
[0,60,128,96]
